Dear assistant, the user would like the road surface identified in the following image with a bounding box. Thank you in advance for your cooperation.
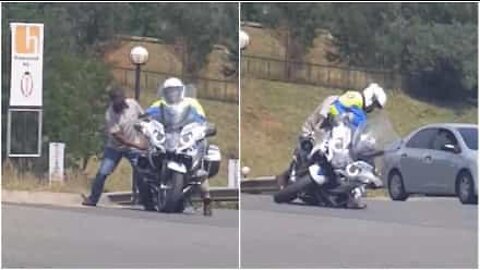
[241,194,477,268]
[3,203,238,268]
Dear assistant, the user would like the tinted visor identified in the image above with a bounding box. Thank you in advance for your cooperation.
[163,86,183,104]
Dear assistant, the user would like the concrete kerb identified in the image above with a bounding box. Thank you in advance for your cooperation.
[1,189,121,208]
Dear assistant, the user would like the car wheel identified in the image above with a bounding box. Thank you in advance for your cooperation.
[457,171,477,205]
[388,171,409,201]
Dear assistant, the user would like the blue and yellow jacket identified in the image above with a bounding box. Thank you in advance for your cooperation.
[329,91,367,128]
[145,97,206,126]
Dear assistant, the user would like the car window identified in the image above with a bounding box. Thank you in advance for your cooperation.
[432,129,458,151]
[458,127,478,150]
[406,128,437,149]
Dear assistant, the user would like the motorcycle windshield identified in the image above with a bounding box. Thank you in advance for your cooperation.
[162,89,200,131]
[350,111,400,158]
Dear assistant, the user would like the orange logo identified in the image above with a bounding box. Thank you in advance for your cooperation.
[14,25,41,55]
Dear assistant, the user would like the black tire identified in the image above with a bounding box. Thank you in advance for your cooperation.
[276,170,290,190]
[299,193,319,206]
[137,177,155,211]
[158,171,185,213]
[457,171,477,205]
[388,170,409,201]
[273,176,313,203]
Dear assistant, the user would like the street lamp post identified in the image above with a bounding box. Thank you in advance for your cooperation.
[129,46,149,204]
[130,46,149,100]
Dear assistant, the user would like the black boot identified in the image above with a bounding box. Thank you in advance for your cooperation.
[203,198,213,216]
[81,194,97,207]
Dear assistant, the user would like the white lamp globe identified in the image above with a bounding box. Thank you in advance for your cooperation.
[130,46,149,65]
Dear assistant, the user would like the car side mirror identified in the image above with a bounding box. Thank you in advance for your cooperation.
[206,123,216,137]
[441,144,459,153]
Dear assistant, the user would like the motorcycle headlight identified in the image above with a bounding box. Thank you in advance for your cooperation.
[151,131,166,149]
[180,131,193,147]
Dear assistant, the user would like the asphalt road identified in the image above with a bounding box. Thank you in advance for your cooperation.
[2,203,239,268]
[240,194,477,268]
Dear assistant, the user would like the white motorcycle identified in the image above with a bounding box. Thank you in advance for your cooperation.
[135,116,221,213]
[274,112,398,209]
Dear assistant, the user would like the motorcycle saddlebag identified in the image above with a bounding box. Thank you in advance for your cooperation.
[204,144,221,178]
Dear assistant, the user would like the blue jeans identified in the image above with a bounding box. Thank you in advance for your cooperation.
[88,147,140,204]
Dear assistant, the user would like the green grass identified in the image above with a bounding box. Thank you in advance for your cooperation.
[2,162,91,194]
[241,78,477,178]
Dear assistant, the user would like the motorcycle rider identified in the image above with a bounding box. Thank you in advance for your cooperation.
[277,83,387,209]
[140,77,213,216]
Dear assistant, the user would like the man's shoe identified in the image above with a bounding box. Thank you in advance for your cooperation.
[182,198,196,215]
[203,198,213,216]
[346,198,367,209]
[81,195,97,207]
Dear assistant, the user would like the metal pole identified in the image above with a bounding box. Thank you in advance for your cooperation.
[134,64,141,100]
[132,64,141,204]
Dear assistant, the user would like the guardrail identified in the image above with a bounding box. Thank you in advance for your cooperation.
[240,176,278,194]
[106,187,239,205]
[106,176,281,204]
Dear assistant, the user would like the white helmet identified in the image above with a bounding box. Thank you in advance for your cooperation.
[362,83,387,111]
[160,77,185,105]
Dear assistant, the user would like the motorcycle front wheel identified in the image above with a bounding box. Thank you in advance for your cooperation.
[158,171,185,213]
[273,176,313,203]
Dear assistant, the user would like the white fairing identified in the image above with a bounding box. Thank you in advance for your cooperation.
[328,122,353,169]
[138,120,166,150]
[308,111,397,187]
[346,161,383,187]
[178,122,207,152]
[309,163,327,185]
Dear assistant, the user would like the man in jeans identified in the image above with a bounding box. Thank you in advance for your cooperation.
[82,87,146,207]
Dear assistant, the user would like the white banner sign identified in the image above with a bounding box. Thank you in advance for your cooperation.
[49,142,65,183]
[9,23,44,107]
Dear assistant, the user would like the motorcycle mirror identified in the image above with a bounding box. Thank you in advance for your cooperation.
[206,123,217,137]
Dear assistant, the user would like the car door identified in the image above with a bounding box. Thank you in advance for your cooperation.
[400,128,437,193]
[429,128,461,195]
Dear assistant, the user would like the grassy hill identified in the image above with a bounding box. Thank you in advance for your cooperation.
[241,78,477,177]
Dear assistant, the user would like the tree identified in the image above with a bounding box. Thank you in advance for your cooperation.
[242,3,331,79]
[2,3,111,173]
[242,3,477,99]
[136,3,238,76]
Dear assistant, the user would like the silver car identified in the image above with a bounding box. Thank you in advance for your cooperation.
[382,123,477,204]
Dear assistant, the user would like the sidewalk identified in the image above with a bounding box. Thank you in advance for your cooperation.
[2,189,118,208]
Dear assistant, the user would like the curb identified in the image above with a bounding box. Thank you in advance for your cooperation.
[1,190,118,208]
